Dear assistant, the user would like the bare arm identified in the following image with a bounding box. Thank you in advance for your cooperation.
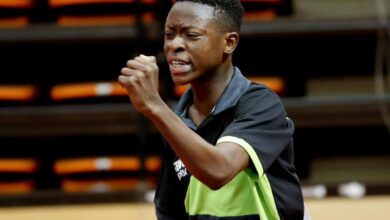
[118,55,249,189]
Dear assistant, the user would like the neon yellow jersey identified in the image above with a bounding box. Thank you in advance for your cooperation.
[185,137,280,220]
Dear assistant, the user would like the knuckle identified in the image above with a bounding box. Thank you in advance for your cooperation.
[136,55,143,60]
[134,70,143,78]
[144,65,153,73]
[121,67,128,74]
[129,76,137,83]
[118,75,125,83]
[151,63,158,71]
[127,60,135,67]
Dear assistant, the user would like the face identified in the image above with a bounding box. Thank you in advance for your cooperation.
[164,2,226,85]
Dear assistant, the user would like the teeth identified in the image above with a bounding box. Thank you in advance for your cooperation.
[172,61,186,67]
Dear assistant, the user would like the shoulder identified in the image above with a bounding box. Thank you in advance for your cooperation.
[243,81,280,99]
[236,82,285,115]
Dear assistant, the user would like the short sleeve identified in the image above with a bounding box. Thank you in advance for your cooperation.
[218,87,294,176]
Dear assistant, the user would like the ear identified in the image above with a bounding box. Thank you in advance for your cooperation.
[224,32,239,54]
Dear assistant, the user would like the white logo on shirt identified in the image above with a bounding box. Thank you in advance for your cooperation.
[173,159,188,181]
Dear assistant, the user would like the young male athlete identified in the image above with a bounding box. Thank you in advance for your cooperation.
[118,0,307,219]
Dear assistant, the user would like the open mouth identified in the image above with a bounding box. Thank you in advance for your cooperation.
[169,60,191,74]
[171,61,187,68]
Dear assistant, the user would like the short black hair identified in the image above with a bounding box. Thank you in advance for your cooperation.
[174,0,245,33]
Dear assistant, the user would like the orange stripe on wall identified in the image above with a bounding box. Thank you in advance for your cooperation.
[50,82,128,101]
[140,12,155,24]
[62,178,140,192]
[0,16,29,28]
[0,181,34,194]
[243,10,277,22]
[0,85,38,101]
[54,157,142,175]
[0,159,38,173]
[57,14,136,26]
[145,156,161,173]
[140,0,157,5]
[49,0,135,8]
[0,0,33,8]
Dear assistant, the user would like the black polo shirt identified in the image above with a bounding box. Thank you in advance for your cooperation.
[154,67,304,220]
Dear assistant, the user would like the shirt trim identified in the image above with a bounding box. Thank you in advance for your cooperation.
[217,136,281,220]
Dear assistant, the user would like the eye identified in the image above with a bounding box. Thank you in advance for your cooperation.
[164,31,175,39]
[186,32,201,39]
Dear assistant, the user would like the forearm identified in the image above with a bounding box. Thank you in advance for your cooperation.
[145,103,231,188]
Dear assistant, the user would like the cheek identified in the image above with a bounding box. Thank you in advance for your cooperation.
[193,45,223,65]
[188,42,213,59]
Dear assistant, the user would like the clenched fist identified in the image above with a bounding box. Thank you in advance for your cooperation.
[118,54,163,116]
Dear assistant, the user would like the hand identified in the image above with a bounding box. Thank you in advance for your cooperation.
[118,54,162,116]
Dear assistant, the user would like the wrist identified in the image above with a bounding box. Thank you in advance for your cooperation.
[142,99,168,120]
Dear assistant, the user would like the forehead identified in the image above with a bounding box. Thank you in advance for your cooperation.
[165,2,216,28]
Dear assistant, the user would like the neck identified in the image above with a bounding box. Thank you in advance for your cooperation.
[190,63,234,116]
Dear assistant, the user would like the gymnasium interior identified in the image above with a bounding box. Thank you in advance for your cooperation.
[0,0,389,219]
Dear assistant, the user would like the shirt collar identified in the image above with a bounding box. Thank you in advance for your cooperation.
[174,67,250,116]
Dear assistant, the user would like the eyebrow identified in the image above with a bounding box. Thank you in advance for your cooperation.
[165,26,207,35]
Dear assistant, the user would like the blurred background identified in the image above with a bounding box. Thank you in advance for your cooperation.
[0,0,389,219]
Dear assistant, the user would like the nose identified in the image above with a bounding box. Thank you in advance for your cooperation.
[165,36,185,53]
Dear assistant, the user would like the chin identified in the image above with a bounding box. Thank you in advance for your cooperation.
[171,75,191,85]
